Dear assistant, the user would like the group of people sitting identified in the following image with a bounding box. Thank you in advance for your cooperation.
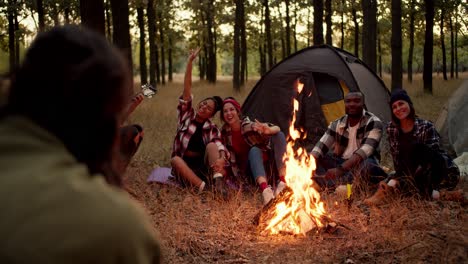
[0,25,462,263]
[170,48,461,206]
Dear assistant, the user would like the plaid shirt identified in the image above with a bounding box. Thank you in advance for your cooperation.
[221,117,273,180]
[171,96,225,158]
[311,110,383,160]
[387,118,458,174]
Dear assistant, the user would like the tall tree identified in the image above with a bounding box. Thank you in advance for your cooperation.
[264,0,273,69]
[325,0,332,45]
[37,0,45,32]
[285,0,291,56]
[240,0,247,84]
[440,6,447,80]
[449,16,454,79]
[340,0,345,49]
[455,12,458,78]
[110,0,133,77]
[391,0,402,90]
[157,7,166,84]
[313,0,324,45]
[233,0,241,90]
[147,0,158,88]
[351,0,359,57]
[423,0,434,94]
[407,0,415,82]
[80,0,105,35]
[7,0,16,70]
[136,6,147,85]
[362,0,377,72]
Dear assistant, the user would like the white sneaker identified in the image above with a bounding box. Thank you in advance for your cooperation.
[262,187,274,205]
[274,181,287,197]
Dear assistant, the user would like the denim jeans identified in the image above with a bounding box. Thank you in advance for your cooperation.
[248,132,287,182]
[313,153,387,189]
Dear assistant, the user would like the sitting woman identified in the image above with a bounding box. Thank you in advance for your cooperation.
[221,97,287,205]
[170,48,228,198]
[365,89,460,205]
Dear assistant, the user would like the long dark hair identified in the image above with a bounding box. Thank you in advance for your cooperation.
[5,25,131,186]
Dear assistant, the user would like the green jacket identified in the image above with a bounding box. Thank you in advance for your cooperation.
[0,116,160,263]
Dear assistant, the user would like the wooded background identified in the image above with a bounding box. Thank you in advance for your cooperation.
[1,0,467,94]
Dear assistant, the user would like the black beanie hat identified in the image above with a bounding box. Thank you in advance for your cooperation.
[390,89,413,106]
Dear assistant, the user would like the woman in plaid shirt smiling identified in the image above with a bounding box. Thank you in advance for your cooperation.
[170,48,228,199]
[365,89,461,205]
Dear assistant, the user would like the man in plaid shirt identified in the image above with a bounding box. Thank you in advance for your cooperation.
[311,92,386,189]
[171,48,228,199]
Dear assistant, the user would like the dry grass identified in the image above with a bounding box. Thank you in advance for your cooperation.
[124,73,467,263]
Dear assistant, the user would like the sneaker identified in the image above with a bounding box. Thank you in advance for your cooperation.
[262,186,274,205]
[274,181,287,197]
[363,181,396,206]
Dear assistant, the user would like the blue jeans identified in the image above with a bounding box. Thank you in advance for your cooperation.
[314,154,387,189]
[248,132,287,182]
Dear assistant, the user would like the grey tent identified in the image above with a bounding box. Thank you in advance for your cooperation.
[242,45,391,150]
[435,80,468,157]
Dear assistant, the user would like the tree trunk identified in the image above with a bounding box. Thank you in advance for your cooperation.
[362,0,377,72]
[233,0,241,90]
[391,0,402,90]
[14,6,19,66]
[325,0,332,45]
[80,0,105,35]
[276,5,286,59]
[293,4,298,52]
[285,0,291,56]
[351,1,359,57]
[137,7,147,85]
[313,0,324,45]
[51,3,59,26]
[449,16,454,79]
[147,0,158,88]
[340,0,345,49]
[455,14,458,79]
[407,0,415,82]
[206,0,216,83]
[7,0,15,70]
[37,0,45,32]
[423,0,434,94]
[168,34,173,82]
[440,8,447,81]
[110,0,133,78]
[264,0,273,69]
[240,0,247,85]
[158,12,166,85]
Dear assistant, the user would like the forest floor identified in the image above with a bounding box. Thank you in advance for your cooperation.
[124,73,467,263]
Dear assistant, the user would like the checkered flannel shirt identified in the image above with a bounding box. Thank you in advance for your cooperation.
[311,110,383,160]
[171,95,226,158]
[387,118,458,174]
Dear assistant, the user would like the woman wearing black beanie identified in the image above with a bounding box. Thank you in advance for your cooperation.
[365,89,461,205]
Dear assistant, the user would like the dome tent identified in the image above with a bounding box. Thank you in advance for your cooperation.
[242,45,391,151]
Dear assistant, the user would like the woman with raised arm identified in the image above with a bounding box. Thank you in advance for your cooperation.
[364,89,461,205]
[220,97,288,205]
[170,48,228,199]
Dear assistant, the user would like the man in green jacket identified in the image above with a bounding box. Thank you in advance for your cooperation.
[0,25,161,263]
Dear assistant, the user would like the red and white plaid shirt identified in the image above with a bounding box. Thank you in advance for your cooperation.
[171,95,226,158]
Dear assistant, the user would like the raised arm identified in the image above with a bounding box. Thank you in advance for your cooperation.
[183,48,200,101]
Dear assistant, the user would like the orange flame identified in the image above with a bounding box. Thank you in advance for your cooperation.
[264,81,326,235]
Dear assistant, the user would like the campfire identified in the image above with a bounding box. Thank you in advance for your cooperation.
[256,81,333,236]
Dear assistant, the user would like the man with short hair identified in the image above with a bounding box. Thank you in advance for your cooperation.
[311,92,387,189]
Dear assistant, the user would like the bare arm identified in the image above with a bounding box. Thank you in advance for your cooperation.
[253,119,280,135]
[183,48,200,101]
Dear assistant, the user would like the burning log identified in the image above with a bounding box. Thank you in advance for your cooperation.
[254,81,347,236]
